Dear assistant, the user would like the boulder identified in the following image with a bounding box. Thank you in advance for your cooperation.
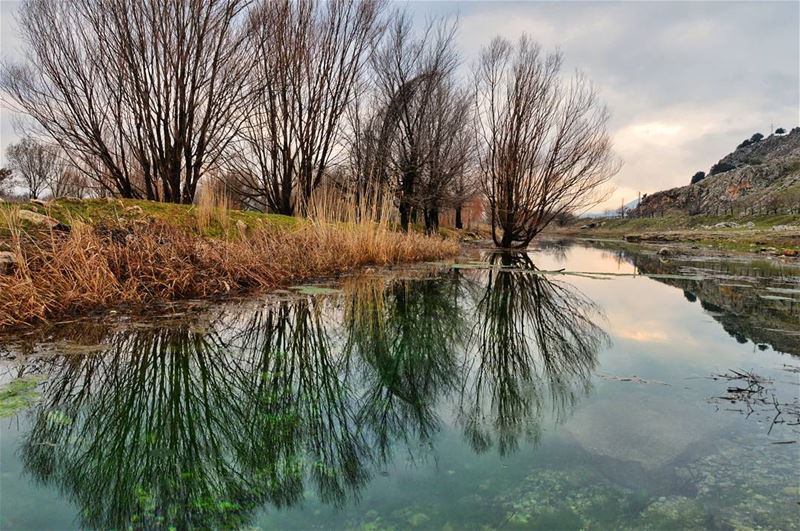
[713,221,739,229]
[18,209,59,228]
[0,251,17,275]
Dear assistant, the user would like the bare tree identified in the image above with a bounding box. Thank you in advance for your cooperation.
[414,78,472,233]
[49,166,92,199]
[474,36,617,248]
[5,137,61,199]
[226,0,385,215]
[2,0,253,204]
[448,171,480,229]
[369,15,461,231]
[0,167,13,198]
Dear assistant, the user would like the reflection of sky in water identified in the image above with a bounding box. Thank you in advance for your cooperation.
[1,241,798,530]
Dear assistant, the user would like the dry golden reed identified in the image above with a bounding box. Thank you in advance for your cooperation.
[0,198,458,329]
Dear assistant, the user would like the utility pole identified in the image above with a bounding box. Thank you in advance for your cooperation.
[637,191,641,218]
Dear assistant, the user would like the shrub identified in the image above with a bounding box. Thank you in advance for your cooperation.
[690,171,706,185]
[750,133,764,142]
[775,127,786,134]
[709,162,736,175]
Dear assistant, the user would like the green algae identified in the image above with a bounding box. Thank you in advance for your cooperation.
[289,285,343,295]
[0,375,45,417]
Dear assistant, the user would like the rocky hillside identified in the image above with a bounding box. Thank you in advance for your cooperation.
[635,129,800,217]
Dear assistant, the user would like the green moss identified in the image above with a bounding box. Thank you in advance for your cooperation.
[0,375,45,417]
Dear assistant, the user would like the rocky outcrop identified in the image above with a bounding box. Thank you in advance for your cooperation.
[635,130,800,217]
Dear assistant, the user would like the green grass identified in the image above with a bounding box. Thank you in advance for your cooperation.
[590,213,800,233]
[551,213,800,255]
[0,198,299,238]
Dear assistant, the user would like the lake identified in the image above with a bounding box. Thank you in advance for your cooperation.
[1,240,798,530]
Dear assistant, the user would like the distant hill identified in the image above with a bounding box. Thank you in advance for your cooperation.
[584,198,639,218]
[634,129,800,217]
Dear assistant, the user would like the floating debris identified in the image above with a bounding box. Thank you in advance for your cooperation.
[599,374,671,386]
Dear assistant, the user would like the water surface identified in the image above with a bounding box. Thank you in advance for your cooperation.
[1,241,798,530]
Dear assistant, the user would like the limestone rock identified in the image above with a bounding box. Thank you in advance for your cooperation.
[634,129,800,217]
[0,251,17,275]
[17,209,59,228]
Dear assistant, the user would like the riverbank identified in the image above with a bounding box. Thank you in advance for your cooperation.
[0,198,459,330]
[548,214,800,256]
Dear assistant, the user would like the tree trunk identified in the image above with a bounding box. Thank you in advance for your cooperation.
[455,206,463,229]
[399,202,410,232]
[424,208,439,235]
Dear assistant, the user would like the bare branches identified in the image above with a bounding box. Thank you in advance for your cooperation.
[3,4,618,236]
[474,35,618,248]
[4,137,62,199]
[2,0,252,203]
[226,0,385,215]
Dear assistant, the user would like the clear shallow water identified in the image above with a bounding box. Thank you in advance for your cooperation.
[1,241,798,530]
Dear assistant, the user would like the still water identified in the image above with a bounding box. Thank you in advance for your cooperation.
[1,240,798,530]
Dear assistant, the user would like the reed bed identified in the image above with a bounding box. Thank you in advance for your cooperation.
[0,195,458,329]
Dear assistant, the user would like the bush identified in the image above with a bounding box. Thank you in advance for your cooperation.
[690,171,706,185]
[709,162,736,175]
[775,127,786,134]
[750,132,764,142]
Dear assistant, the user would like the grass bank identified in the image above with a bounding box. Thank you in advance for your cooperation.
[0,197,459,330]
[549,213,800,255]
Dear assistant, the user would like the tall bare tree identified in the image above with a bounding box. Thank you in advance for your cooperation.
[368,15,462,232]
[4,137,61,199]
[2,0,252,204]
[448,171,480,229]
[474,36,617,248]
[414,78,472,233]
[226,0,385,215]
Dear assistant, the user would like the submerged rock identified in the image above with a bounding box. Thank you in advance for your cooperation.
[563,396,729,470]
[638,496,706,529]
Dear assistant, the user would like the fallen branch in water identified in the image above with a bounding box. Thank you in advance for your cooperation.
[708,369,800,437]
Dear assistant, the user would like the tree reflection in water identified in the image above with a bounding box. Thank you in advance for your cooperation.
[16,258,607,528]
[342,274,467,460]
[461,252,607,455]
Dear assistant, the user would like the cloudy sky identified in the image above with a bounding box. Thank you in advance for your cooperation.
[1,1,798,209]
